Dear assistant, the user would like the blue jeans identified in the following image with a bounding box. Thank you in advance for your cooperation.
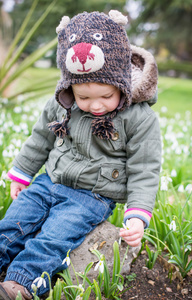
[0,173,115,296]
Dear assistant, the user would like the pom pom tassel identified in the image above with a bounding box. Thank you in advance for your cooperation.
[48,109,71,138]
[91,116,115,140]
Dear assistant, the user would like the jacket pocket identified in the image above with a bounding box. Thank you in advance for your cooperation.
[47,137,72,172]
[92,163,127,200]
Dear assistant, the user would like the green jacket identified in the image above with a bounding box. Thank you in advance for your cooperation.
[13,96,161,213]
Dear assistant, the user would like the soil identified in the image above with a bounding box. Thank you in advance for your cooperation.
[120,249,192,300]
[1,249,192,299]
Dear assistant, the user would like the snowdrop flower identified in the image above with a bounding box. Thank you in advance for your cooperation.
[161,106,168,113]
[160,176,172,191]
[171,169,177,177]
[32,276,46,289]
[23,106,30,112]
[175,147,182,155]
[178,184,184,192]
[0,180,6,188]
[17,95,25,102]
[75,296,83,300]
[94,256,104,273]
[169,220,176,231]
[1,171,7,180]
[185,184,192,194]
[13,107,22,114]
[62,249,71,266]
[122,219,130,230]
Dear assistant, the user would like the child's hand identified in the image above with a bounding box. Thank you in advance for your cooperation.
[119,218,144,247]
[10,181,27,200]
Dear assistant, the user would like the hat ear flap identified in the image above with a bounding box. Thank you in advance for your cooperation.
[56,16,70,34]
[131,45,158,104]
[57,87,74,109]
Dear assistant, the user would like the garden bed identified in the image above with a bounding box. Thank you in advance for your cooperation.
[122,249,192,300]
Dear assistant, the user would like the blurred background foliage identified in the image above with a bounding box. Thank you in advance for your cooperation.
[0,0,192,102]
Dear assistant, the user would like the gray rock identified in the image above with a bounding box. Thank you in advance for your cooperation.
[68,221,141,282]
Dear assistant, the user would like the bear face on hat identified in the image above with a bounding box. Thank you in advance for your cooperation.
[55,11,132,111]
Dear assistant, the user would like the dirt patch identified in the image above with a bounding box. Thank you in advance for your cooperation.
[121,250,192,300]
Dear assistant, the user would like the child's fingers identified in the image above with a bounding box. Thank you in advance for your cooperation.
[120,227,142,237]
[123,237,141,247]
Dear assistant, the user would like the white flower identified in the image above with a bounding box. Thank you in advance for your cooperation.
[171,169,177,177]
[160,176,172,191]
[169,220,176,231]
[178,185,184,192]
[122,219,130,230]
[32,277,46,289]
[62,256,70,266]
[161,106,168,113]
[62,249,71,266]
[94,259,104,273]
[13,107,22,114]
[0,180,6,188]
[185,184,192,194]
[31,284,37,293]
[75,296,83,300]
[1,171,7,180]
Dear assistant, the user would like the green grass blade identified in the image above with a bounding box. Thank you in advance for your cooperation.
[112,241,120,284]
[0,37,57,94]
[1,0,39,71]
[2,0,57,78]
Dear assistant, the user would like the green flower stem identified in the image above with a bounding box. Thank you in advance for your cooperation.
[145,232,173,256]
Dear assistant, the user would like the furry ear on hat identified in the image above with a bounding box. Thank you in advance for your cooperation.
[108,10,128,26]
[131,45,158,105]
[56,16,70,34]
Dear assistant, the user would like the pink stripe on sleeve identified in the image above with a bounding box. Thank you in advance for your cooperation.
[125,208,152,218]
[7,172,30,186]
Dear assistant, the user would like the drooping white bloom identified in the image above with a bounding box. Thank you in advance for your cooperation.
[171,169,177,177]
[169,220,176,231]
[0,180,6,188]
[185,184,192,194]
[161,106,168,113]
[122,219,130,230]
[160,176,172,191]
[75,296,83,300]
[13,107,22,114]
[94,259,104,273]
[32,276,46,289]
[178,185,184,192]
[62,256,70,266]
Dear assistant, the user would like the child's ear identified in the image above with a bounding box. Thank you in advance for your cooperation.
[58,87,74,109]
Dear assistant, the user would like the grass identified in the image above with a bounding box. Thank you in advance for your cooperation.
[154,76,192,117]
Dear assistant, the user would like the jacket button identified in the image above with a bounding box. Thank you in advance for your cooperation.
[112,170,119,179]
[112,132,119,141]
[57,139,63,147]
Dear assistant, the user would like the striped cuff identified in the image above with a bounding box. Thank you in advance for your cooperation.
[125,208,152,218]
[124,208,152,229]
[7,166,33,186]
[124,214,149,229]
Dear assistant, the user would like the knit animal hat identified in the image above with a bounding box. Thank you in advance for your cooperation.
[48,10,158,139]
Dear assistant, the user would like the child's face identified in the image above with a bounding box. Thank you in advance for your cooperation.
[72,83,120,116]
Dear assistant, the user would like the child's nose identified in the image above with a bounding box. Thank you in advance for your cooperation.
[90,100,102,111]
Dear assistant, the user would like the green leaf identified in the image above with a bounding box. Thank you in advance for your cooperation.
[53,278,62,300]
[93,279,102,300]
[112,241,120,284]
[83,286,92,300]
